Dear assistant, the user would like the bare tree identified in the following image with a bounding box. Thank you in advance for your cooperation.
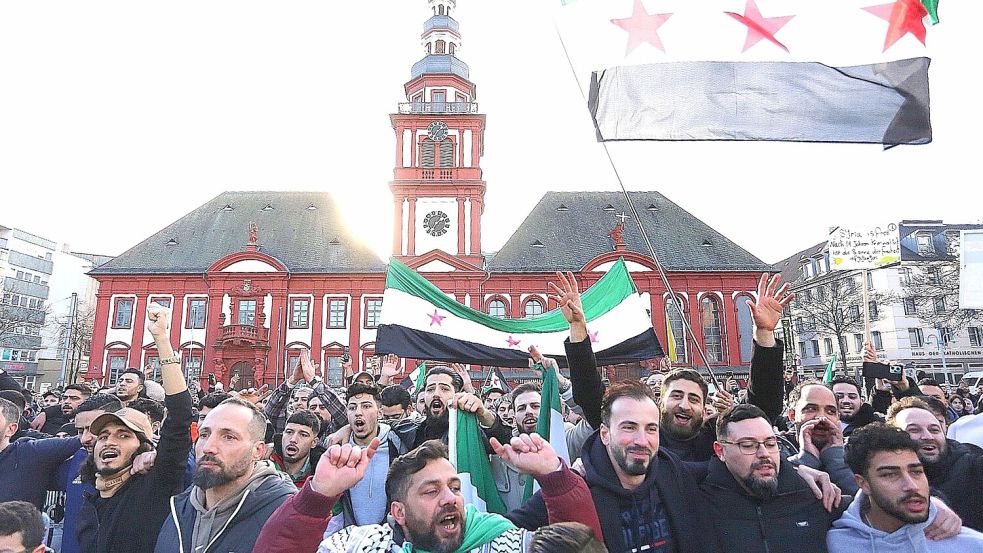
[901,261,983,331]
[45,300,95,385]
[790,272,893,374]
[0,303,48,347]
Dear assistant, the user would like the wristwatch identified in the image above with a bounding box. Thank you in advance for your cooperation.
[159,354,182,365]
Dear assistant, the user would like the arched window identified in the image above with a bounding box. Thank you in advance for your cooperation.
[426,43,432,55]
[700,296,724,363]
[438,5,445,15]
[735,295,754,364]
[488,299,507,319]
[435,40,446,54]
[523,299,544,318]
[438,138,454,168]
[664,299,687,363]
[449,43,456,55]
[420,139,435,168]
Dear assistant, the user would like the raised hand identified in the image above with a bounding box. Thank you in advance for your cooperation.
[529,345,569,390]
[548,272,587,342]
[451,363,475,394]
[238,384,270,405]
[490,433,562,477]
[288,355,305,386]
[130,451,157,475]
[146,303,170,337]
[748,273,794,332]
[310,438,381,498]
[299,348,319,383]
[712,388,734,412]
[381,354,401,379]
[452,392,494,426]
[863,341,878,363]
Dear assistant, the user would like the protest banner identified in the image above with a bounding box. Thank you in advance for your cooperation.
[827,224,901,271]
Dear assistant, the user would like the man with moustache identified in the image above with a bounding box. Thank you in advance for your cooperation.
[782,379,858,495]
[30,383,90,435]
[75,303,193,553]
[154,396,297,552]
[886,397,983,531]
[829,376,883,438]
[829,424,983,552]
[394,365,512,451]
[701,404,846,553]
[50,393,122,553]
[114,368,146,407]
[271,410,323,487]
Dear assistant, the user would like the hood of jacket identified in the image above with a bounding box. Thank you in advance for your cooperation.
[830,490,934,552]
[703,456,808,498]
[187,460,291,517]
[580,430,662,497]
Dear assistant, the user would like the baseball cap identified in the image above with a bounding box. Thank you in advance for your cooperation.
[144,380,166,402]
[351,371,377,384]
[89,408,155,441]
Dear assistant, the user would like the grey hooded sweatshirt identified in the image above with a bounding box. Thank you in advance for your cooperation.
[827,490,983,553]
[154,461,296,553]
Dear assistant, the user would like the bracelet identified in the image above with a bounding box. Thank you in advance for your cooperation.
[159,354,181,365]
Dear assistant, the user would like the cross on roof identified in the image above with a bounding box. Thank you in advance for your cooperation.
[616,212,630,223]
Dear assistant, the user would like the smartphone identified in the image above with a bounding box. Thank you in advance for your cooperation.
[340,346,351,363]
[208,373,216,384]
[862,361,903,381]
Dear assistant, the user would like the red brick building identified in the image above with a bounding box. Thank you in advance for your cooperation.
[85,1,771,387]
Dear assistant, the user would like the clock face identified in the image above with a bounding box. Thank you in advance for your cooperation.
[427,121,449,142]
[423,210,451,237]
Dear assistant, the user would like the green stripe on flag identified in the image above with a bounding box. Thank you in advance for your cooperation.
[453,409,508,514]
[823,354,837,384]
[415,361,426,391]
[921,0,940,24]
[523,363,569,501]
[385,258,638,333]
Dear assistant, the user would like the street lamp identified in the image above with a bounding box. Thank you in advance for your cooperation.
[925,328,949,385]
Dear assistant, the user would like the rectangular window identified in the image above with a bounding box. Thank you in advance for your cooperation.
[929,267,942,284]
[0,349,9,361]
[816,286,826,301]
[290,298,310,329]
[849,305,861,320]
[145,355,161,381]
[933,296,946,314]
[899,267,912,285]
[801,288,812,302]
[824,338,833,356]
[186,298,207,329]
[916,233,935,255]
[869,301,878,320]
[872,331,884,350]
[113,298,134,329]
[183,350,203,380]
[810,340,820,357]
[365,298,383,328]
[16,271,24,280]
[237,300,257,325]
[327,298,348,329]
[854,334,864,353]
[149,296,171,308]
[19,296,27,308]
[866,272,874,289]
[326,356,344,387]
[798,341,807,358]
[107,353,127,384]
[908,328,925,348]
[903,298,917,316]
[32,275,40,284]
[940,327,953,345]
[969,327,983,347]
[795,318,804,332]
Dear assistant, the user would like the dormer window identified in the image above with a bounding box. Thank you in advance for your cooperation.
[915,231,935,255]
[531,240,545,248]
[557,204,569,212]
[261,204,274,212]
[646,204,658,212]
[603,204,615,212]
[221,204,234,212]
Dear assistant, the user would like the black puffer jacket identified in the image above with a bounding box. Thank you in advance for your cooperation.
[842,403,884,437]
[700,457,846,553]
[507,432,721,553]
[924,439,983,531]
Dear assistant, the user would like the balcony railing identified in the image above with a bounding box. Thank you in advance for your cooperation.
[220,325,270,345]
[393,167,482,181]
[398,101,477,114]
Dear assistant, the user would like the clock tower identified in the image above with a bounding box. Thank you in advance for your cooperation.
[390,0,486,269]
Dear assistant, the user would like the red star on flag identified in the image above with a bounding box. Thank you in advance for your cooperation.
[611,0,673,55]
[864,0,928,52]
[427,309,446,327]
[589,330,600,344]
[506,336,521,347]
[725,0,795,53]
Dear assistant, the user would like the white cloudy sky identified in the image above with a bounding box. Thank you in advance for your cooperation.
[1,0,979,265]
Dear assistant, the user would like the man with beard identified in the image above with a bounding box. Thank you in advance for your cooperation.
[265,348,347,436]
[380,384,414,424]
[29,383,90,435]
[701,404,846,553]
[253,436,602,552]
[782,380,858,495]
[50,393,122,553]
[830,376,883,437]
[886,397,983,531]
[75,303,193,553]
[482,387,506,412]
[495,394,515,428]
[324,382,408,533]
[829,424,983,552]
[271,410,323,487]
[508,381,722,553]
[395,366,513,451]
[114,368,146,406]
[154,396,297,553]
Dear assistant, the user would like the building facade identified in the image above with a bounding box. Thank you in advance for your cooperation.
[85,0,771,388]
[775,220,983,385]
[0,225,55,389]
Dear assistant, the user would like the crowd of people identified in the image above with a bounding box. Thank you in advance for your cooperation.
[1,272,982,552]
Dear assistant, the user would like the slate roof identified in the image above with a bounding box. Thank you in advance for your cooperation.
[898,221,983,262]
[773,241,827,286]
[91,192,386,275]
[486,191,771,273]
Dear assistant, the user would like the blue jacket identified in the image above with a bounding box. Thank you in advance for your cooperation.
[0,435,80,509]
[52,449,92,553]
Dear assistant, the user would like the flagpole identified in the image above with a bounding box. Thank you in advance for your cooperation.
[861,269,871,382]
[552,21,723,390]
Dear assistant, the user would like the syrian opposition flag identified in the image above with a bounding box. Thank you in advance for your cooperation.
[376,258,662,368]
[448,406,508,514]
[523,363,571,501]
[556,0,940,147]
[400,361,427,393]
[487,367,512,393]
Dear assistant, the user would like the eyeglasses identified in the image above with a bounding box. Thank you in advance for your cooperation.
[718,438,780,455]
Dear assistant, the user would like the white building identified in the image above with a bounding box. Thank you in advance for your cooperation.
[775,220,983,386]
